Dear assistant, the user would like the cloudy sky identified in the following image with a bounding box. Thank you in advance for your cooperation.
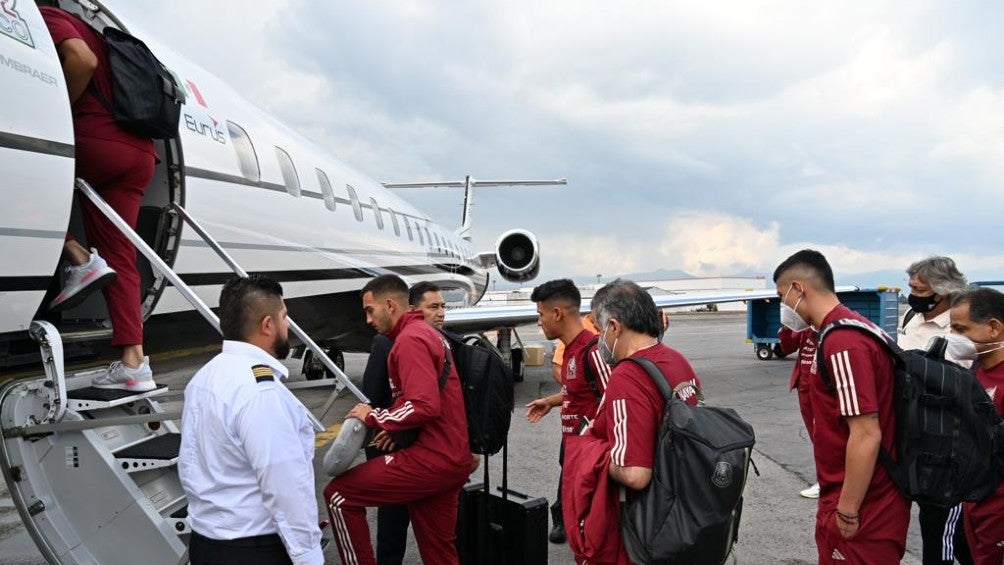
[111,1,1004,286]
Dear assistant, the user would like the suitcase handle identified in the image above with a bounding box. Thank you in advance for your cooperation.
[495,486,530,500]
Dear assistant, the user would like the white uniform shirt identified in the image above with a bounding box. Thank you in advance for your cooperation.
[898,309,970,366]
[179,340,322,565]
[899,309,951,352]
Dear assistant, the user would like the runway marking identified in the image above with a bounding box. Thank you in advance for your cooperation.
[315,422,343,448]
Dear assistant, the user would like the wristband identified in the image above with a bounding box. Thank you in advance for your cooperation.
[835,509,860,524]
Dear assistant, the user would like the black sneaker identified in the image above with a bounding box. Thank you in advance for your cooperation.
[548,522,566,544]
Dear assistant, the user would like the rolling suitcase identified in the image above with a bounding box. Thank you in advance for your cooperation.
[456,443,548,565]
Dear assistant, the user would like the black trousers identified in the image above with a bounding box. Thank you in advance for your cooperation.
[918,502,972,565]
[366,445,412,564]
[189,531,292,565]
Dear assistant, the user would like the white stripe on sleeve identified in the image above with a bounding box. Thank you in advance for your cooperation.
[611,399,628,466]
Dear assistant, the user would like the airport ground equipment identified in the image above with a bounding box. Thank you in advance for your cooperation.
[745,287,900,360]
[0,180,362,564]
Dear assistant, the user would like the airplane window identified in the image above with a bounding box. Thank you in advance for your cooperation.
[274,147,301,197]
[388,207,401,236]
[370,198,384,230]
[346,185,363,222]
[226,121,260,183]
[404,216,414,241]
[316,169,335,211]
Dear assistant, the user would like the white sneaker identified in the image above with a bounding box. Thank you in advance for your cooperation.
[91,357,156,392]
[800,482,820,499]
[49,248,117,312]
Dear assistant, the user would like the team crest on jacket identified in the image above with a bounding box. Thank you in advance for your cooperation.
[566,357,577,380]
[711,461,734,488]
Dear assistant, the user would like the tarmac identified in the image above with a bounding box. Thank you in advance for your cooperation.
[0,312,928,564]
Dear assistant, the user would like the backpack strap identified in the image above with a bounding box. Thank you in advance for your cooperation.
[814,318,907,488]
[438,337,452,391]
[901,309,918,332]
[86,81,114,114]
[815,318,902,394]
[622,357,705,403]
[581,335,603,400]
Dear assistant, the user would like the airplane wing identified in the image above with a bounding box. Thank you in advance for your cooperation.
[443,287,860,334]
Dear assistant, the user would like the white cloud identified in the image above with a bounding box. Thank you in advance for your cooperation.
[106,0,1004,281]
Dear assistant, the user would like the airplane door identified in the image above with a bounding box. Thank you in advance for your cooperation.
[0,2,76,334]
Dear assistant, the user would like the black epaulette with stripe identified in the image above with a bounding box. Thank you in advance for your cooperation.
[252,364,274,383]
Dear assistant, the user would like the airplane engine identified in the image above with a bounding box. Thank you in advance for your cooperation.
[495,229,540,282]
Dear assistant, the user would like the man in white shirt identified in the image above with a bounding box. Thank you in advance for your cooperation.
[179,275,322,565]
[900,256,969,353]
[899,256,973,565]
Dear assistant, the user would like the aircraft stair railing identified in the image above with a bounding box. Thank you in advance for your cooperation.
[166,202,368,416]
[76,179,370,431]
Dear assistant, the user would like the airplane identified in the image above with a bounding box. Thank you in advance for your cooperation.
[0,1,784,563]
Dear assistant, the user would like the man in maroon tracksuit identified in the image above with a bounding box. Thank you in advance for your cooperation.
[325,275,472,565]
[40,7,157,391]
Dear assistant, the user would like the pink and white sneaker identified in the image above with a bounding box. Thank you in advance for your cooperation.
[91,358,156,392]
[49,248,117,312]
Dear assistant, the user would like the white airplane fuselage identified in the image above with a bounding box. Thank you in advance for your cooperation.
[0,1,536,363]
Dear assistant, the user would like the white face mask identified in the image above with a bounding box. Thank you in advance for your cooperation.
[780,284,810,332]
[598,323,619,365]
[945,333,1004,362]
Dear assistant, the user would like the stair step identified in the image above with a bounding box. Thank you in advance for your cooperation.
[114,433,181,472]
[59,327,114,344]
[67,384,168,411]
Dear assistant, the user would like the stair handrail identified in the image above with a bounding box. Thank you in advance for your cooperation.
[74,179,348,432]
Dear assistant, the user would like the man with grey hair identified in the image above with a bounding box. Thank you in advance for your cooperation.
[563,279,701,563]
[902,255,973,565]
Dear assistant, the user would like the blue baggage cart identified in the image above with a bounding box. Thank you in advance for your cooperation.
[745,287,901,360]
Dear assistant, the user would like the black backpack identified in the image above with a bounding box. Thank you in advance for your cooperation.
[89,27,183,139]
[816,318,1003,507]
[437,331,514,455]
[619,357,755,565]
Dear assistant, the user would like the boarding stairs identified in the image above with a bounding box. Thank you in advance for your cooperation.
[0,179,364,564]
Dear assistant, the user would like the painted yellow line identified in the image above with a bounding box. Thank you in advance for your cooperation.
[314,423,342,448]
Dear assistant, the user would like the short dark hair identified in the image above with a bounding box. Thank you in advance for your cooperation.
[409,281,442,306]
[361,274,409,301]
[530,279,581,309]
[590,279,661,338]
[773,249,835,292]
[952,287,1004,324]
[218,274,284,341]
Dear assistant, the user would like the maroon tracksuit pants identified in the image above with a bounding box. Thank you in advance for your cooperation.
[73,136,154,347]
[325,448,469,565]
